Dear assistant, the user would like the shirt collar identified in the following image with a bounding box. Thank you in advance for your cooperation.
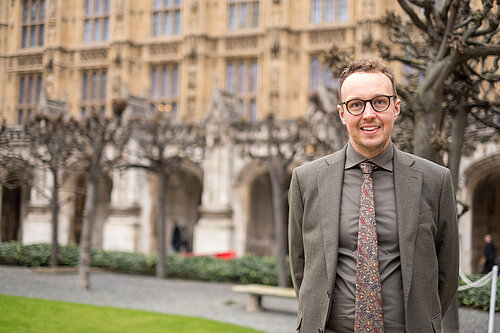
[345,141,394,172]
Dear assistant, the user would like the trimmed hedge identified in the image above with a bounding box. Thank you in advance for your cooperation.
[0,242,288,286]
[458,274,500,311]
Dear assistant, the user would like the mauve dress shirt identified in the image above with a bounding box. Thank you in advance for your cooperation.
[326,142,405,333]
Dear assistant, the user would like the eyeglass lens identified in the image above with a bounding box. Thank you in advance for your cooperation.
[347,96,391,114]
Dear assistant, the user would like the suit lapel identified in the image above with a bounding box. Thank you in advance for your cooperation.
[318,147,346,285]
[394,148,422,305]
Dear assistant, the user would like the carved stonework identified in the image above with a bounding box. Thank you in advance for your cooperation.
[17,54,43,67]
[49,0,57,18]
[48,22,57,44]
[112,73,122,97]
[189,0,199,30]
[362,20,374,49]
[309,30,346,45]
[225,36,258,51]
[80,49,108,62]
[363,0,376,13]
[190,0,198,11]
[188,69,196,91]
[114,0,125,36]
[270,60,279,91]
[149,42,180,56]
[45,71,54,98]
[116,0,124,13]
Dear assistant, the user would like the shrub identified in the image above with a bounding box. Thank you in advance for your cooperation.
[17,243,51,267]
[0,242,291,286]
[57,244,79,266]
[92,249,156,275]
[0,241,22,265]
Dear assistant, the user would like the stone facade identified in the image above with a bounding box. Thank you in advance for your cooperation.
[0,0,498,273]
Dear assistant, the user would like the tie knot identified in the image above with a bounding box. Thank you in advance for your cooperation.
[360,162,377,175]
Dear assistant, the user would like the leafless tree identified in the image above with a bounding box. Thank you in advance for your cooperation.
[127,111,205,279]
[377,0,500,161]
[23,114,81,267]
[0,121,32,208]
[308,82,348,155]
[73,99,130,290]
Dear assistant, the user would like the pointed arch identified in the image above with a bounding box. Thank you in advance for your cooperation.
[464,153,500,272]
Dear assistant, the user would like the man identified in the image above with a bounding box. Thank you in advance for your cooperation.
[288,58,458,333]
[481,234,496,274]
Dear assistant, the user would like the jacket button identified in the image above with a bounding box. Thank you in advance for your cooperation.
[327,290,331,298]
[318,329,323,333]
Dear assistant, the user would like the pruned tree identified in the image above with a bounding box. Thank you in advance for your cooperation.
[377,0,500,161]
[24,114,81,267]
[0,121,28,172]
[73,99,130,290]
[127,111,205,279]
[0,119,5,137]
[233,114,310,287]
[0,119,11,167]
[308,82,349,155]
[0,121,32,206]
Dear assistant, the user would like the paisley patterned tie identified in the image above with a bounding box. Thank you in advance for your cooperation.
[354,162,384,333]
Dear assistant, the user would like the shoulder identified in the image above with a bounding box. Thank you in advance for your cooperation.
[395,148,449,176]
[294,148,345,176]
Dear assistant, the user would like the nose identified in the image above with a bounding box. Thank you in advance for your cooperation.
[362,102,377,119]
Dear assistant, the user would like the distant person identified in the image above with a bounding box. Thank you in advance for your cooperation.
[481,234,496,274]
[172,222,182,253]
[179,226,190,253]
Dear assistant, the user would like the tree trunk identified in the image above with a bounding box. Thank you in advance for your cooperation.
[448,104,468,191]
[50,168,59,267]
[268,162,289,287]
[413,62,450,162]
[442,106,467,333]
[77,171,98,290]
[156,170,167,279]
[412,110,438,161]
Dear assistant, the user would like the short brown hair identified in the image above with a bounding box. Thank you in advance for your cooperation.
[339,58,397,99]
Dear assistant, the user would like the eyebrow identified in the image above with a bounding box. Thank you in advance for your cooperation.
[343,94,392,101]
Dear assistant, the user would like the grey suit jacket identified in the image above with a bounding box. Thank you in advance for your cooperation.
[288,146,458,333]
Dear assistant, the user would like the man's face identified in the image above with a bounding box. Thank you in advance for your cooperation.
[337,71,400,159]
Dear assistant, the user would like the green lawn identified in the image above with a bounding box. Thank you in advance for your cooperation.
[0,294,264,333]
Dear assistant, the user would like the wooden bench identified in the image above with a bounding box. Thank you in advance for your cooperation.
[232,284,296,311]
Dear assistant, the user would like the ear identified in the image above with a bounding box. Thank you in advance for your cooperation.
[337,104,347,125]
[394,98,401,120]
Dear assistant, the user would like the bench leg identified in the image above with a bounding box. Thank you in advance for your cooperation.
[247,294,262,311]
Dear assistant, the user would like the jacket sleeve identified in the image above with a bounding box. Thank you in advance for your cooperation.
[288,168,305,297]
[437,169,459,315]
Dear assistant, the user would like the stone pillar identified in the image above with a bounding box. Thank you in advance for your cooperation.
[23,169,52,244]
[193,84,239,254]
[193,143,234,253]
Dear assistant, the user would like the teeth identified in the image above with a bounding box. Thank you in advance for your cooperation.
[362,126,378,130]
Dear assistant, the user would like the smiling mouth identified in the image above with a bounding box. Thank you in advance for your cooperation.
[360,126,380,131]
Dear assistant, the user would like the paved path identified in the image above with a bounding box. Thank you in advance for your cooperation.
[0,265,498,332]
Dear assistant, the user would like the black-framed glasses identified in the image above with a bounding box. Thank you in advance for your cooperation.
[341,95,397,115]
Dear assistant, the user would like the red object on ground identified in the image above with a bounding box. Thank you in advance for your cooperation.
[181,251,237,260]
[214,251,237,260]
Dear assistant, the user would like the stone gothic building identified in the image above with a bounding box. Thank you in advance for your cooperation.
[0,0,498,274]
